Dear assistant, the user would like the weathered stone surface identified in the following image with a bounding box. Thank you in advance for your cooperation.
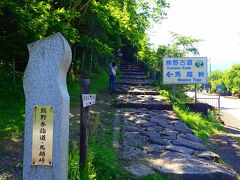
[161,129,179,137]
[115,66,237,179]
[179,133,203,143]
[116,79,152,86]
[157,120,172,128]
[144,144,165,154]
[145,126,163,133]
[121,75,147,79]
[145,151,237,180]
[172,137,207,151]
[122,71,145,75]
[120,69,143,73]
[125,164,154,177]
[23,33,72,180]
[115,85,160,95]
[125,126,140,132]
[165,144,194,155]
[148,138,168,146]
[173,122,193,134]
[135,119,149,125]
[197,151,220,162]
[161,134,177,140]
[123,146,145,159]
[116,94,172,110]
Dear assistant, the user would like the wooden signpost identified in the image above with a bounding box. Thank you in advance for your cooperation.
[80,79,96,170]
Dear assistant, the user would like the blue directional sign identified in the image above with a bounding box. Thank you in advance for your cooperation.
[166,71,173,77]
[163,57,208,84]
[216,85,223,92]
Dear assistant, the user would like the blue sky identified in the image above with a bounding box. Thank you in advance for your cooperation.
[149,0,240,71]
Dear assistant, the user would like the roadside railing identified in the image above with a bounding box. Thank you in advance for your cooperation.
[196,97,220,110]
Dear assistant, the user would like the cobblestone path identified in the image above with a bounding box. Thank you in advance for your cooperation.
[114,64,237,179]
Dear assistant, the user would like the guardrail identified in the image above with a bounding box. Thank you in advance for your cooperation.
[196,97,220,110]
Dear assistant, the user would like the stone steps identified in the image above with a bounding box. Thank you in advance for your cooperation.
[116,94,172,110]
[120,67,141,70]
[116,79,152,86]
[114,85,160,95]
[121,69,143,73]
[120,66,141,69]
[121,75,147,80]
[114,64,237,179]
[122,72,145,75]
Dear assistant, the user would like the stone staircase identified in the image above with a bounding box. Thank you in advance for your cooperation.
[114,64,237,179]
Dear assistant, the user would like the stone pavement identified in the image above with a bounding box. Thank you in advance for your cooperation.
[114,64,237,179]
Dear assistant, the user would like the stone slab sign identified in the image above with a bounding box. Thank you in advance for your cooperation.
[23,32,72,180]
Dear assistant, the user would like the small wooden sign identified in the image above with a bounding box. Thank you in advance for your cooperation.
[82,94,96,107]
[32,106,53,166]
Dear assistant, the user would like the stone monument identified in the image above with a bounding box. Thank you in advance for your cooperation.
[23,32,72,179]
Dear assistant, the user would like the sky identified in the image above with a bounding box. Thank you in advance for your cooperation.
[149,0,240,71]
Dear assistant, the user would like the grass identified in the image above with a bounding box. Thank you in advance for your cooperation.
[0,72,25,141]
[1,68,129,179]
[0,67,109,139]
[68,100,128,179]
[173,104,224,141]
[90,70,109,94]
[158,87,224,141]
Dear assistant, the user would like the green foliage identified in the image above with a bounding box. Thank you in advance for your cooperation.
[90,69,109,94]
[0,72,25,140]
[209,64,240,95]
[174,104,224,141]
[159,85,224,141]
[159,90,170,101]
[0,0,169,75]
[68,101,128,179]
[208,71,225,92]
[224,64,240,95]
[68,143,96,180]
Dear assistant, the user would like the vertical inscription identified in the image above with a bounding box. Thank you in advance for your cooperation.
[32,106,53,166]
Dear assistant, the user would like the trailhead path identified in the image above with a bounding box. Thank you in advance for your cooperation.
[113,64,237,179]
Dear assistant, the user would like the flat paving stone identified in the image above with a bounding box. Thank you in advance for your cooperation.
[144,144,165,154]
[125,164,154,177]
[173,122,194,134]
[122,71,145,75]
[147,138,168,146]
[123,146,145,159]
[121,75,147,79]
[120,69,143,72]
[115,85,160,95]
[165,144,194,155]
[116,79,152,86]
[179,133,203,143]
[172,137,207,151]
[116,94,172,110]
[197,151,220,161]
[145,151,237,180]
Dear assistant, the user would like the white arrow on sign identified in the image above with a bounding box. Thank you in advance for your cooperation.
[82,94,96,107]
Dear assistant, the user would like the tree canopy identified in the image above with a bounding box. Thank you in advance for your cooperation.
[0,0,169,74]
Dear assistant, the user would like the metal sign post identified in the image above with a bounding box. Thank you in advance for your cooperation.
[194,84,197,103]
